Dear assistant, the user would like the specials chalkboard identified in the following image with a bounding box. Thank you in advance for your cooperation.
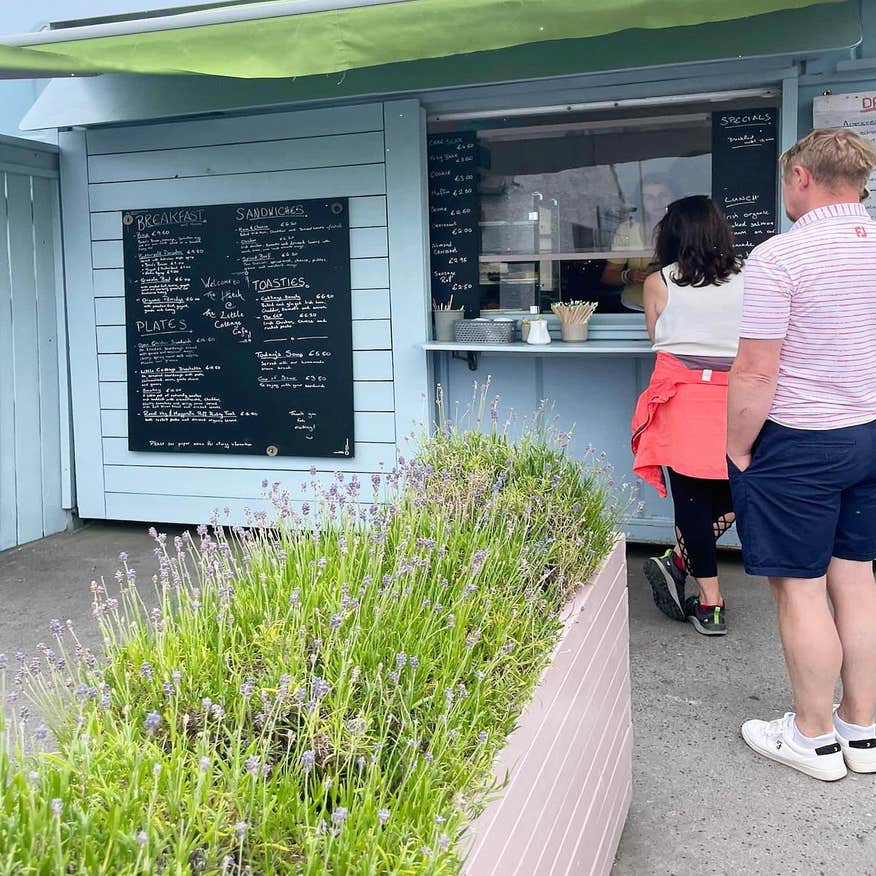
[123,198,354,458]
[428,132,481,317]
[711,108,779,258]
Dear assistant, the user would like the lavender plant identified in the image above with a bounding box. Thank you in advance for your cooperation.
[0,402,626,874]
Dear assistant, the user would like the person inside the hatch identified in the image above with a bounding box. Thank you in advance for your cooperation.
[602,176,677,311]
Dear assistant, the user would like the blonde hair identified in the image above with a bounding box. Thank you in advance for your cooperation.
[780,128,876,192]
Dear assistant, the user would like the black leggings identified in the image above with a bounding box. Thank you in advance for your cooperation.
[666,469,735,580]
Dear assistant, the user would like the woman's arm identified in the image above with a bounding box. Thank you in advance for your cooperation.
[601,260,626,286]
[601,260,649,287]
[643,270,668,342]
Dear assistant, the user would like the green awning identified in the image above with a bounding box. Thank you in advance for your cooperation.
[0,0,849,80]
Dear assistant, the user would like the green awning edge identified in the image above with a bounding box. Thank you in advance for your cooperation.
[0,0,849,80]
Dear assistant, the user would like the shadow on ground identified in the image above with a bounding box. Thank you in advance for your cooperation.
[614,546,876,876]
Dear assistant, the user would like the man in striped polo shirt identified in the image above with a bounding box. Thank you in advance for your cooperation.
[728,128,876,781]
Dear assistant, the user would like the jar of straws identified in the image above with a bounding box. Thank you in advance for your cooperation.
[550,301,598,342]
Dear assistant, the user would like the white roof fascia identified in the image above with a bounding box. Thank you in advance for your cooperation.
[0,0,419,46]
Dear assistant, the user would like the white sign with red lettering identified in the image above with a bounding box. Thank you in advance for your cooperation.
[813,92,876,219]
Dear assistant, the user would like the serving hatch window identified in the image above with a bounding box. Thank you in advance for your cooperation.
[427,96,779,318]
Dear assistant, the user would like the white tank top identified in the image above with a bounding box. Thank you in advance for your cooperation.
[652,262,744,358]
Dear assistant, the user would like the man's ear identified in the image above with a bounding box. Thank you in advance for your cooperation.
[792,164,811,190]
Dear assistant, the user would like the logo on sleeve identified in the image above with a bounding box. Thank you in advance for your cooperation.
[855,226,868,238]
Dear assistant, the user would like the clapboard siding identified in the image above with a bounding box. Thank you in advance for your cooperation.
[465,539,631,876]
[101,437,395,472]
[88,131,385,183]
[104,492,277,524]
[59,100,431,527]
[0,147,70,550]
[86,104,384,155]
[94,288,392,325]
[88,164,386,212]
[103,465,392,500]
[102,492,378,526]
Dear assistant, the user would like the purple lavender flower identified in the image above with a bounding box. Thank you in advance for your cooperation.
[27,771,40,787]
[478,730,488,744]
[211,703,225,720]
[301,750,316,773]
[377,808,390,826]
[239,678,255,699]
[438,834,451,852]
[244,755,261,777]
[171,670,182,685]
[356,756,366,770]
[163,681,175,698]
[199,756,211,772]
[0,653,6,670]
[49,619,63,638]
[331,807,348,828]
[235,821,248,840]
[470,549,488,574]
[311,677,330,700]
[144,711,161,735]
[395,652,407,670]
[141,662,154,681]
[34,724,49,742]
[289,590,300,608]
[136,830,148,847]
[329,614,343,630]
[50,799,63,817]
[409,656,419,670]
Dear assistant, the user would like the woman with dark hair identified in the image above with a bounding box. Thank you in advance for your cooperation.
[631,196,744,636]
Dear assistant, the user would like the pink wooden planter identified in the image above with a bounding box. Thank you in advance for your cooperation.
[465,537,631,876]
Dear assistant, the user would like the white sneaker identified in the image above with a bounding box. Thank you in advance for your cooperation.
[833,705,876,774]
[741,712,847,782]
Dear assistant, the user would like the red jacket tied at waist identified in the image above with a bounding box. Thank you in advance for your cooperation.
[631,352,730,497]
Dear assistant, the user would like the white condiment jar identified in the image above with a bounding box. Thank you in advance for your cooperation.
[526,319,551,345]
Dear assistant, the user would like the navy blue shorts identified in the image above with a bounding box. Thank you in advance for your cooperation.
[729,419,876,579]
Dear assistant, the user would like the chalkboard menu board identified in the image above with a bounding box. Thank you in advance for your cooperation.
[428,132,482,317]
[123,198,354,458]
[711,108,778,258]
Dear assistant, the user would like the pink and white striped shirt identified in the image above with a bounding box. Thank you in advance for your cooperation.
[741,202,876,429]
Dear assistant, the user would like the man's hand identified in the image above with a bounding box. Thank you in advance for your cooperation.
[630,269,649,284]
[727,338,783,471]
[727,452,752,473]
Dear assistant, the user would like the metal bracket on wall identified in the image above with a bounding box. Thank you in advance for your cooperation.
[452,350,479,371]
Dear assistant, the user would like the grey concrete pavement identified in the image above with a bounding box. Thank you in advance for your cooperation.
[614,546,876,876]
[2,527,874,874]
[0,521,178,663]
